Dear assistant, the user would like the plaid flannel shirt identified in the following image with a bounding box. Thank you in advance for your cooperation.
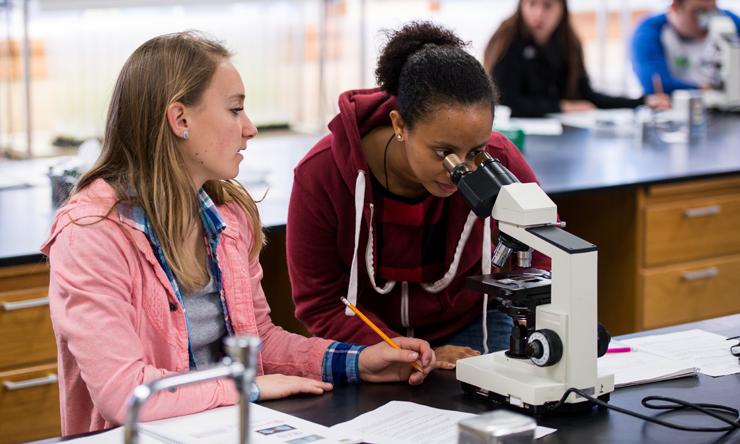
[124,189,364,393]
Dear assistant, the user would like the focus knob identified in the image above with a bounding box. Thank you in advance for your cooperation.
[528,329,563,367]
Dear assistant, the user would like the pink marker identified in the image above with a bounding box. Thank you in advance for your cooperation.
[607,347,631,353]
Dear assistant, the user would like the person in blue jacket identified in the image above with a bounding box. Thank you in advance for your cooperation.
[631,0,740,94]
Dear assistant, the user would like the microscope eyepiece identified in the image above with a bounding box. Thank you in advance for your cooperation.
[444,151,519,218]
[443,153,471,185]
[473,151,495,168]
[442,153,463,171]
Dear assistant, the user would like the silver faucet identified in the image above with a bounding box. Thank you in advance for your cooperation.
[124,336,261,444]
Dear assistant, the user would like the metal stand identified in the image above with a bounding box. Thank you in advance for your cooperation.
[124,336,261,444]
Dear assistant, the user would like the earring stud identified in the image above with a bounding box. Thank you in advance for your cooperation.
[182,130,190,140]
[396,133,403,141]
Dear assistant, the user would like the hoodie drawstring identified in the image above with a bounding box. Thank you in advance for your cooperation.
[365,202,396,295]
[345,172,367,316]
[420,211,478,293]
[481,217,492,354]
[348,172,489,350]
[401,281,413,337]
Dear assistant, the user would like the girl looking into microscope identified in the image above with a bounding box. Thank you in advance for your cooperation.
[287,22,551,370]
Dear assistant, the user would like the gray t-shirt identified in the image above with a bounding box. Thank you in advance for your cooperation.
[178,272,226,369]
[661,25,722,87]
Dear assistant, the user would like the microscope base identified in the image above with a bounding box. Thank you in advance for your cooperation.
[461,382,610,416]
[456,351,614,415]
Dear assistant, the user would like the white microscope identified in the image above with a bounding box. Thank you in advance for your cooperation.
[444,153,614,415]
[704,15,740,110]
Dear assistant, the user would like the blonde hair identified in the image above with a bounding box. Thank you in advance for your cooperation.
[76,31,263,290]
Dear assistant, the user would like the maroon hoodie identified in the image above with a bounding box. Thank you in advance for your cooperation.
[287,88,550,345]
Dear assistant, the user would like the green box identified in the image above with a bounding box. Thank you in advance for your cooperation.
[495,127,525,153]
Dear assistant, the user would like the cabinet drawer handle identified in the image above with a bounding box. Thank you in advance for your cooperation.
[682,267,719,281]
[3,374,58,391]
[683,205,721,218]
[1,296,49,311]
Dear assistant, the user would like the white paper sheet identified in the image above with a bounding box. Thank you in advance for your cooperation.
[548,109,636,129]
[329,401,555,443]
[506,118,564,135]
[64,427,160,443]
[621,329,739,377]
[63,427,120,443]
[598,341,699,387]
[139,404,357,444]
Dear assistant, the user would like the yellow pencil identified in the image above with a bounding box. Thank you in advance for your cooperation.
[341,297,424,372]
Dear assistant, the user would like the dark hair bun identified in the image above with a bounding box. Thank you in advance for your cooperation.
[376,21,465,96]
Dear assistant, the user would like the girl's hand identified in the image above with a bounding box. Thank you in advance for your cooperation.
[433,345,480,370]
[254,374,333,401]
[645,93,671,110]
[358,337,435,385]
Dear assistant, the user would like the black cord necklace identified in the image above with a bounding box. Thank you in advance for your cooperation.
[382,132,396,193]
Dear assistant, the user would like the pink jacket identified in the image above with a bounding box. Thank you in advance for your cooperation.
[41,179,331,436]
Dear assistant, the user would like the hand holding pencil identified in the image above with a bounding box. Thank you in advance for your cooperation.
[341,297,435,385]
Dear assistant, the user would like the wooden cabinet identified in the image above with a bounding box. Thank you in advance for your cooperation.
[0,363,60,443]
[0,286,56,370]
[0,263,50,292]
[643,184,740,266]
[0,262,59,443]
[642,254,740,328]
[555,175,740,335]
[638,176,740,330]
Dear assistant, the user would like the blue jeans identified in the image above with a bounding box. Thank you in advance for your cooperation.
[435,309,512,353]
